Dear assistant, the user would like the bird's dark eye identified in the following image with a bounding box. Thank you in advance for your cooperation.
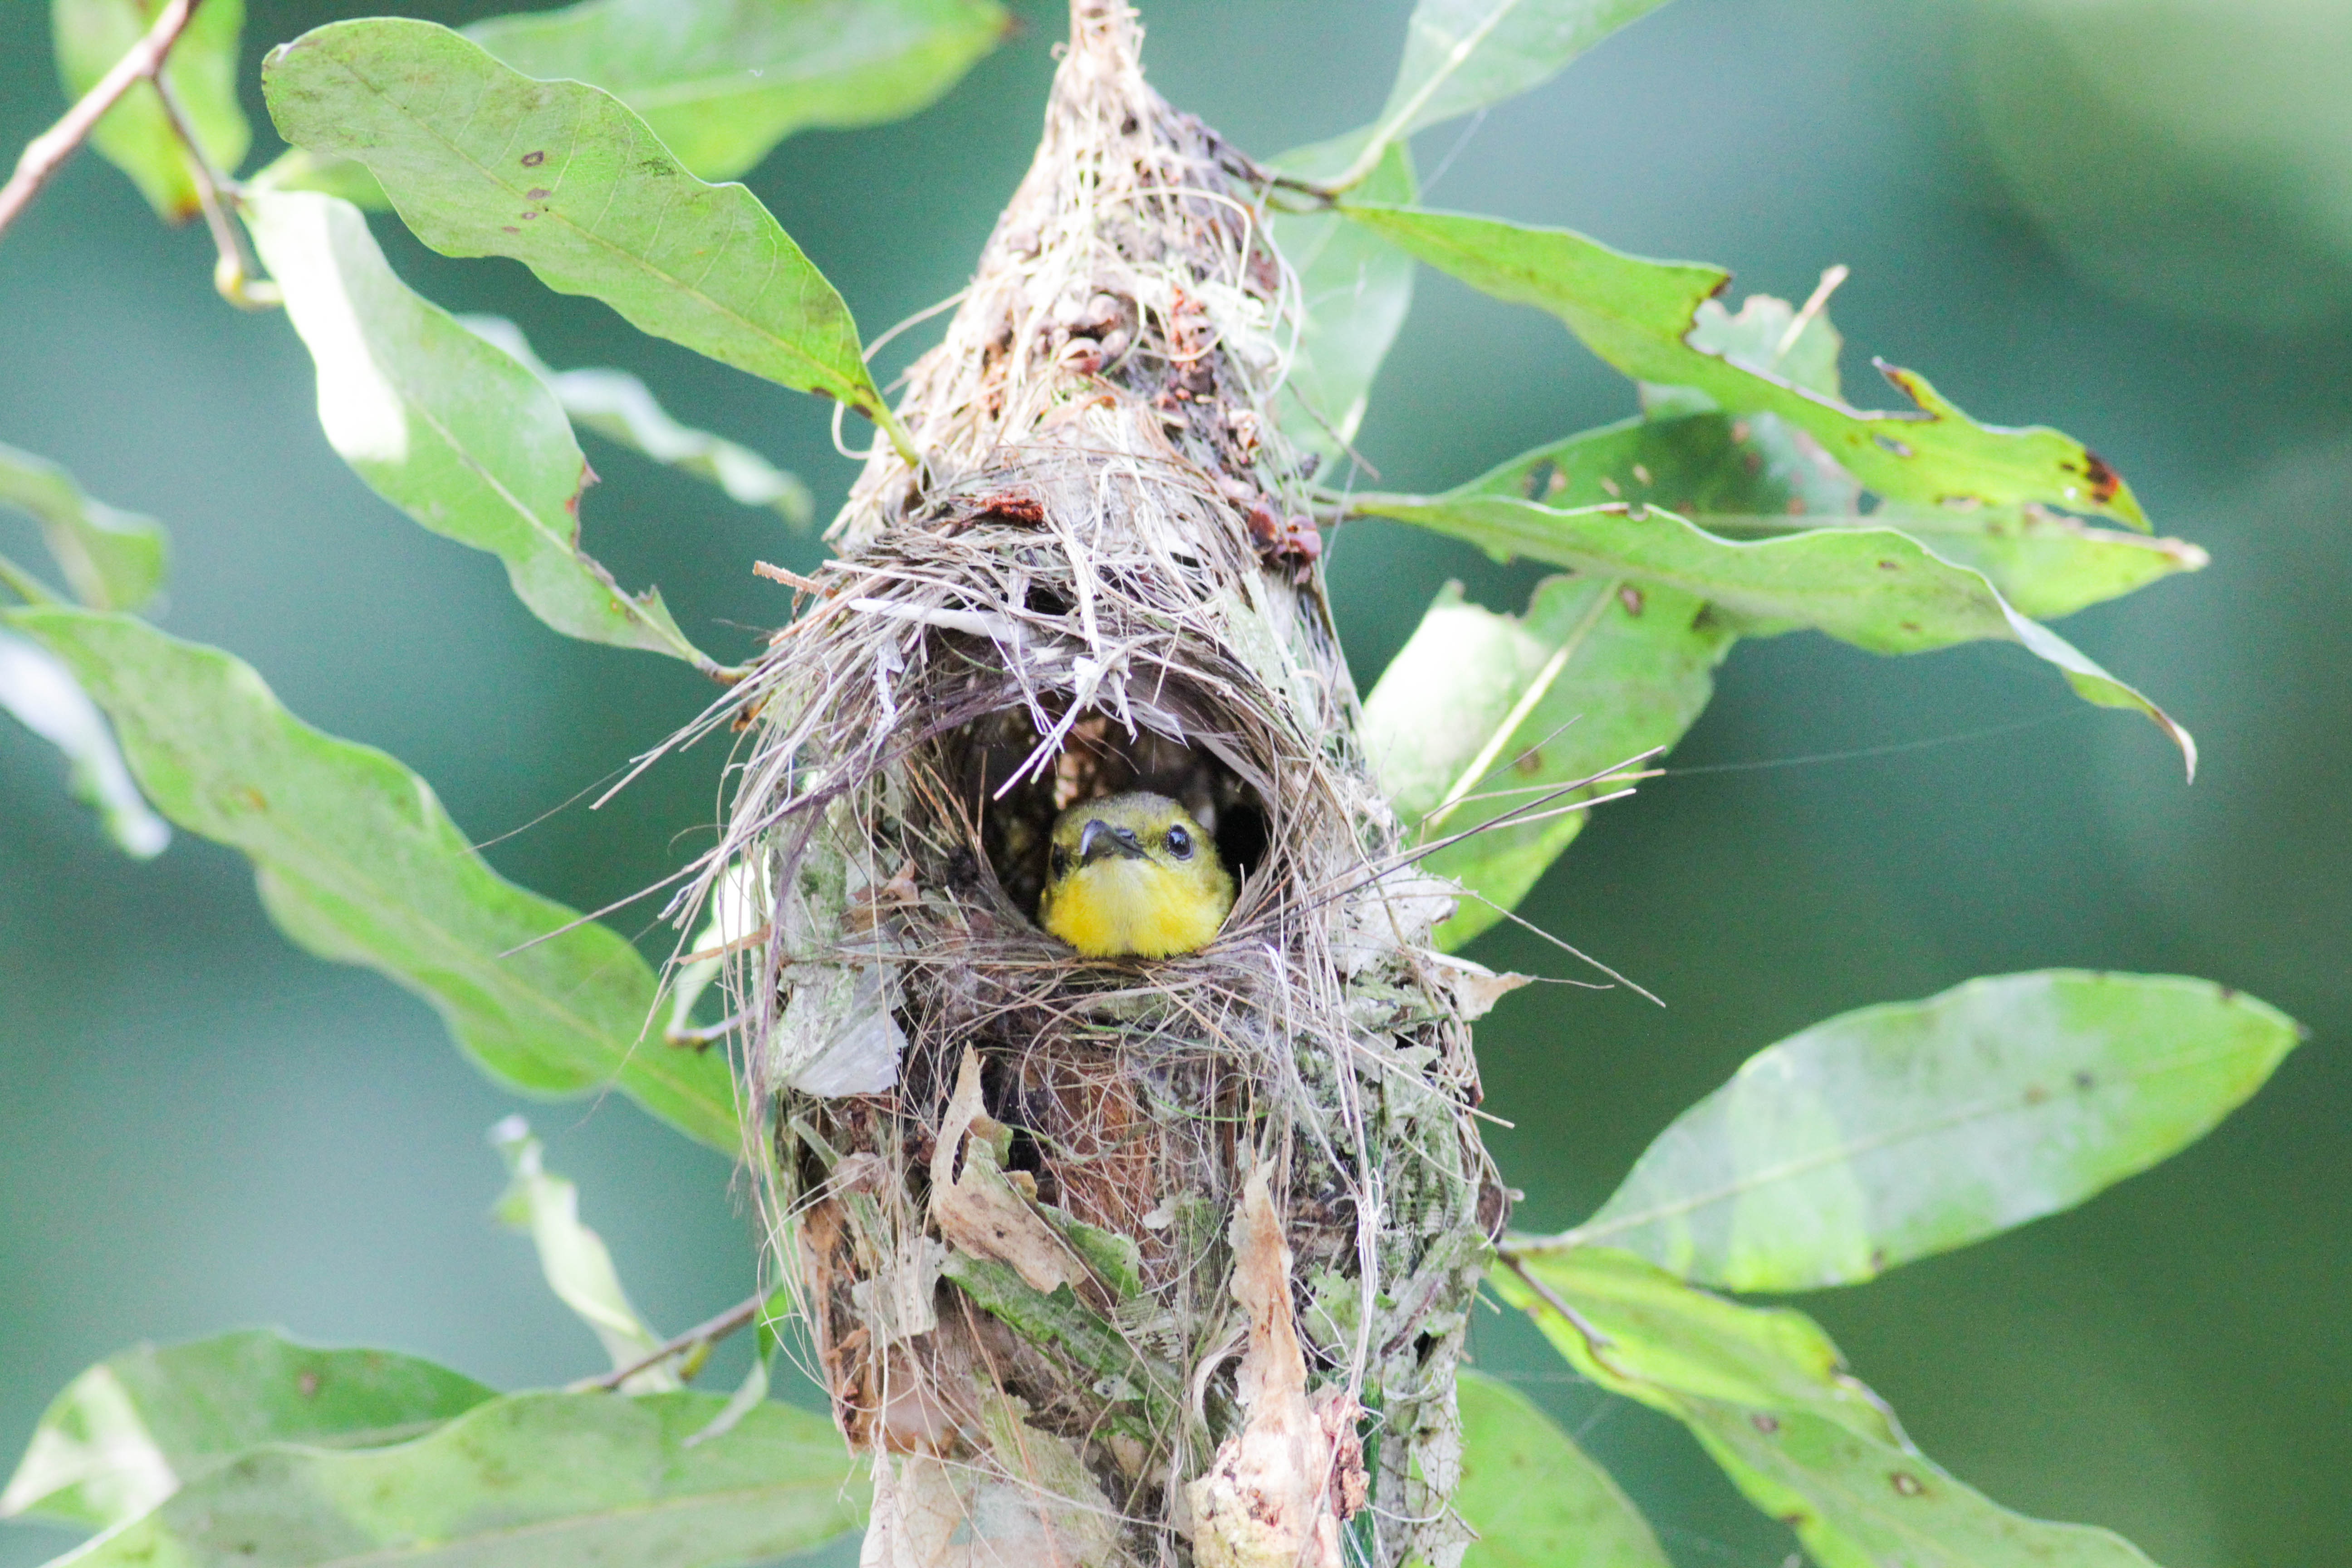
[1051,848,1072,877]
[1165,825,1192,859]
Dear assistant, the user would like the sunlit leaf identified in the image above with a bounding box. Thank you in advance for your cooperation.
[1455,1369,1669,1568]
[1341,205,2147,527]
[0,628,168,858]
[57,1390,865,1568]
[490,1116,677,1390]
[1494,1248,2162,1568]
[1455,411,1858,526]
[1363,575,1727,949]
[242,190,722,671]
[1350,489,2195,772]
[1267,134,1417,472]
[0,1330,493,1531]
[460,314,813,527]
[1333,0,1674,190]
[1546,971,2300,1290]
[465,0,1009,182]
[0,441,167,612]
[53,0,250,222]
[4,607,741,1151]
[261,20,908,454]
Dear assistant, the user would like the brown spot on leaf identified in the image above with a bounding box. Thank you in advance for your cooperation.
[296,1370,320,1398]
[526,187,549,200]
[2073,1069,2096,1092]
[1750,1412,1780,1435]
[520,150,546,167]
[1877,559,1899,571]
[2082,449,2122,503]
[1618,585,1645,616]
[502,225,520,233]
[235,786,267,812]
[1873,433,1915,458]
[1891,1471,1926,1497]
[2024,1083,2049,1105]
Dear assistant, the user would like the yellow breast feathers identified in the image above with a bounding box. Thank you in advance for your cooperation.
[1037,791,1235,958]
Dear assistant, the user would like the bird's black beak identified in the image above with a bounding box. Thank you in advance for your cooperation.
[1078,819,1148,864]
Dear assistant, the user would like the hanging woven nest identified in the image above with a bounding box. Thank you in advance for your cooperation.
[686,7,1509,1566]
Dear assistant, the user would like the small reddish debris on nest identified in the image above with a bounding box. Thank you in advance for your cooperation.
[1245,500,1323,582]
[972,491,1046,525]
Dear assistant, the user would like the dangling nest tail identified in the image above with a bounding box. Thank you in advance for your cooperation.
[673,7,1508,1567]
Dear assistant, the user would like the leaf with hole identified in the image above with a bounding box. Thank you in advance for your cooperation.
[53,0,250,222]
[0,441,167,612]
[1363,575,1728,949]
[0,1329,494,1532]
[1342,205,2146,526]
[1544,971,2300,1290]
[244,190,721,671]
[1455,1369,1669,1568]
[460,315,812,527]
[261,19,906,452]
[5,607,741,1151]
[465,0,1009,181]
[1350,489,2195,773]
[1495,1248,2163,1568]
[54,1390,864,1568]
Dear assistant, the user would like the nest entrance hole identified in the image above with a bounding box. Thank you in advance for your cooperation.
[941,704,1269,927]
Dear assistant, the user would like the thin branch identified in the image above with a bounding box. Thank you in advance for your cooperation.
[0,0,205,243]
[571,1291,766,1392]
[147,66,278,309]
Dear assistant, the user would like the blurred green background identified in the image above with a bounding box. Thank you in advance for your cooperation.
[2,0,2345,1564]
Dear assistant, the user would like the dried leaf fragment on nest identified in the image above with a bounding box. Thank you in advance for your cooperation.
[1186,1167,1367,1568]
[930,1047,1093,1296]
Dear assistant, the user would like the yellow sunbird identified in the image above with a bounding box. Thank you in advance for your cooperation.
[1037,791,1235,958]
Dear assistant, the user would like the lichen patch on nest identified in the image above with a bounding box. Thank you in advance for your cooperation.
[664,7,1501,1567]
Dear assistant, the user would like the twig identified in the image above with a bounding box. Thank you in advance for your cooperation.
[147,67,278,309]
[572,1291,767,1392]
[0,0,205,243]
[1497,1249,1631,1381]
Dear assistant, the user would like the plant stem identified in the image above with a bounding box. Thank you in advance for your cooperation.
[573,1291,767,1391]
[149,67,279,309]
[0,0,206,243]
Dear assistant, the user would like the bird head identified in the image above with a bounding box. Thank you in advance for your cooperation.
[1038,790,1235,959]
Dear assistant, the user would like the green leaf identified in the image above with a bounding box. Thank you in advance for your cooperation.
[1455,410,1859,529]
[1362,575,1728,949]
[1340,205,2146,527]
[260,19,909,455]
[0,441,167,612]
[0,628,169,858]
[0,1330,493,1532]
[1267,133,1417,471]
[4,607,741,1152]
[1333,0,1674,191]
[460,315,813,528]
[1350,490,2195,773]
[249,146,389,210]
[53,0,250,222]
[490,1116,678,1389]
[1455,1369,1669,1568]
[242,190,721,671]
[56,1390,864,1568]
[1692,504,2207,625]
[1494,1249,2163,1568]
[464,0,1009,182]
[1547,971,2301,1291]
